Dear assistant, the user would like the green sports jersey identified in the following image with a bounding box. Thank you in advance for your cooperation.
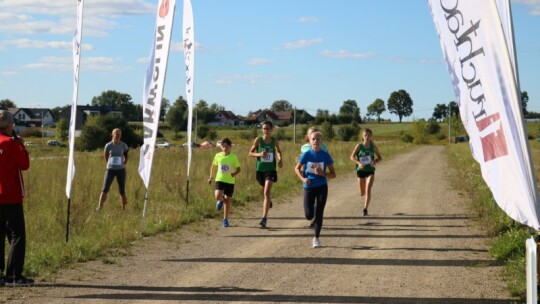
[256,137,276,172]
[213,152,241,184]
[356,143,376,172]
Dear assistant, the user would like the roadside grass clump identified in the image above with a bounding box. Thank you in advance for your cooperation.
[447,142,539,299]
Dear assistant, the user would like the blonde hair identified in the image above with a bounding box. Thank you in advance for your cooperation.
[305,126,319,142]
[112,128,122,136]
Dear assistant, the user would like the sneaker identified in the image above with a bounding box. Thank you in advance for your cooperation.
[0,275,5,287]
[216,200,223,211]
[6,276,35,287]
[259,218,267,228]
[312,237,321,248]
[223,219,230,228]
[363,208,368,216]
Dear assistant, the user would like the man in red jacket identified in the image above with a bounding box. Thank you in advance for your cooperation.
[0,110,32,287]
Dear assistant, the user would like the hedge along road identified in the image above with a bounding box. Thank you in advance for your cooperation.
[2,145,516,303]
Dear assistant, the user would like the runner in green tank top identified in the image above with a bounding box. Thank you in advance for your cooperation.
[249,121,283,228]
[350,128,382,216]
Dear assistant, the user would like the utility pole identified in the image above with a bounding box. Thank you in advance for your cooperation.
[448,102,451,144]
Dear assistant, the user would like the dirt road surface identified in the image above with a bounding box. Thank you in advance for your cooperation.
[1,146,517,303]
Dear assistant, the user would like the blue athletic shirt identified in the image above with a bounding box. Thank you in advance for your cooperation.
[298,149,333,189]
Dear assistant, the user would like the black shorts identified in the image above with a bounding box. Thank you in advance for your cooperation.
[215,181,235,197]
[356,170,374,179]
[256,171,278,187]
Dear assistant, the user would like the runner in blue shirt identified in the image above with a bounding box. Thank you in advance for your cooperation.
[295,131,336,248]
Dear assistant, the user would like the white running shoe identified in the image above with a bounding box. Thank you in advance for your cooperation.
[312,237,321,248]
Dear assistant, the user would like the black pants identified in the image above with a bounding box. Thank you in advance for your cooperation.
[0,204,26,279]
[303,184,328,238]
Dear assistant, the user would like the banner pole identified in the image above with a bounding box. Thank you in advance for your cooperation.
[65,198,71,243]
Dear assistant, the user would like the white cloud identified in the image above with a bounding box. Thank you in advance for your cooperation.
[320,50,372,59]
[514,0,540,16]
[0,0,153,36]
[247,58,271,65]
[1,39,93,51]
[282,38,323,50]
[22,56,128,73]
[170,41,203,52]
[214,73,261,85]
[296,16,319,23]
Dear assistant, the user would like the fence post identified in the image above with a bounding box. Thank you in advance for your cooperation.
[526,236,537,304]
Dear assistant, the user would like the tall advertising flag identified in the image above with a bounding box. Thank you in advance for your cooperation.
[183,0,194,193]
[65,0,84,243]
[138,0,176,194]
[428,0,540,229]
[66,0,83,199]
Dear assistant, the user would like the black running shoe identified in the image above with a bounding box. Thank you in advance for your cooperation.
[0,275,5,287]
[6,276,34,287]
[363,208,368,216]
[259,218,267,228]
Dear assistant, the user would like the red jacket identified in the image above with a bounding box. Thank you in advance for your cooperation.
[0,133,29,204]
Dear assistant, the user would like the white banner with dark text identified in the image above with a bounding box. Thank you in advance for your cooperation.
[138,0,176,188]
[428,0,540,229]
[66,0,83,198]
[183,0,194,179]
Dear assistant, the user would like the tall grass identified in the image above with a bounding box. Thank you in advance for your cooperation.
[447,140,540,299]
[20,136,414,279]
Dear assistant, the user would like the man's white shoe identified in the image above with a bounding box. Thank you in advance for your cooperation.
[312,237,321,248]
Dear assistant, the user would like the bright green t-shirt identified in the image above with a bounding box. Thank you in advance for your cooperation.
[213,152,241,184]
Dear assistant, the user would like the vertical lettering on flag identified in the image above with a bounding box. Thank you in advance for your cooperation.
[138,0,176,188]
[66,0,83,198]
[428,0,540,229]
[183,0,194,179]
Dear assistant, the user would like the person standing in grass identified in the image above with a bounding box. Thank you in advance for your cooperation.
[95,128,129,211]
[0,110,33,286]
[350,128,382,216]
[249,121,283,228]
[208,137,241,228]
[295,131,336,248]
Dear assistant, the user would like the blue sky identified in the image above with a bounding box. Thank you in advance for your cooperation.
[0,0,539,121]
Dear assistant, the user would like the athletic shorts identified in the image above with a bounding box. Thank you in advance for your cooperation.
[215,181,235,197]
[356,170,375,179]
[256,170,278,187]
[102,168,127,194]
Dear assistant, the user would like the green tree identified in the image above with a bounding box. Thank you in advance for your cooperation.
[339,99,361,124]
[160,98,170,122]
[448,101,459,117]
[432,103,448,122]
[56,118,69,141]
[314,109,330,124]
[412,118,428,144]
[0,99,16,109]
[91,90,139,121]
[521,91,529,115]
[271,100,293,112]
[367,98,386,123]
[77,116,139,151]
[166,105,187,136]
[320,121,335,141]
[387,89,413,123]
[198,124,210,139]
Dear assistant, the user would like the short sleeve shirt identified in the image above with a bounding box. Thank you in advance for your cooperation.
[213,152,241,184]
[298,149,333,189]
[104,141,129,170]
